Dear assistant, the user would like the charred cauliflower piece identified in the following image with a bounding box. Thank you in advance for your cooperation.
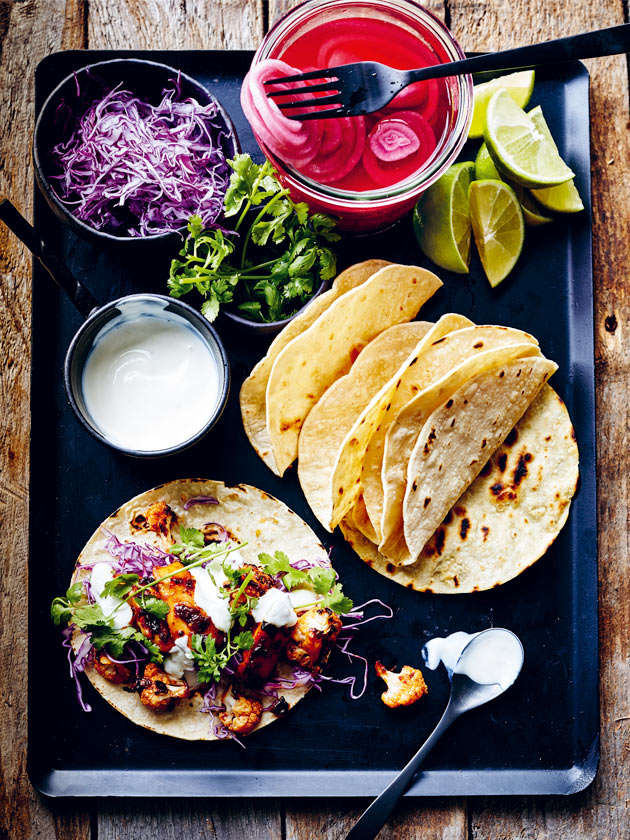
[139,662,189,712]
[93,651,131,685]
[285,606,342,672]
[153,562,220,642]
[375,661,428,708]
[131,502,177,545]
[219,694,263,735]
[230,564,277,606]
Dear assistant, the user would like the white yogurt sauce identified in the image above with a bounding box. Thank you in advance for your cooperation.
[163,635,196,679]
[81,299,221,451]
[190,565,232,633]
[252,588,298,628]
[89,563,133,630]
[288,587,321,610]
[423,628,523,690]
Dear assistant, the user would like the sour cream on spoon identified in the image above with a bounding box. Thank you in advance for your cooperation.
[423,628,523,690]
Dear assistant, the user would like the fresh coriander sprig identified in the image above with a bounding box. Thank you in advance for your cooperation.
[189,567,257,683]
[257,550,353,615]
[167,154,340,323]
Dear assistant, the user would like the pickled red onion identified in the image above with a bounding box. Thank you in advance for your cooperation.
[241,59,322,167]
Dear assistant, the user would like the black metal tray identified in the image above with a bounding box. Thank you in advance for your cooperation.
[28,50,598,798]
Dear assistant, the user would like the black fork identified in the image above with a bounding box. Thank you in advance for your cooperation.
[264,23,630,120]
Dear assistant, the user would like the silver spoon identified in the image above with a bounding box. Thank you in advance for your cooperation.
[345,628,524,840]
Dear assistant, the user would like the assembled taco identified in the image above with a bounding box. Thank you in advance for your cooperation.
[51,479,354,741]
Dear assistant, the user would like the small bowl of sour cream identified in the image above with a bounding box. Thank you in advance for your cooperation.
[64,294,230,456]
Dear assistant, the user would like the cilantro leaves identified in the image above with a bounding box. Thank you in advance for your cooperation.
[189,567,257,683]
[190,629,254,684]
[168,154,340,324]
[257,551,353,615]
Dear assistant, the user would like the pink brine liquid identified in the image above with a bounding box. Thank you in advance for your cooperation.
[273,16,452,191]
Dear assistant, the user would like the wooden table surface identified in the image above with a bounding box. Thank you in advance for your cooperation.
[1,1,628,837]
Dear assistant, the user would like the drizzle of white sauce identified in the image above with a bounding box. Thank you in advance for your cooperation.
[81,299,221,451]
[89,563,133,630]
[190,565,232,633]
[423,628,523,690]
[252,588,298,628]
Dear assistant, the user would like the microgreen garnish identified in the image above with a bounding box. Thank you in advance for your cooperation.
[167,154,339,323]
[138,595,170,620]
[100,573,139,600]
[190,628,255,684]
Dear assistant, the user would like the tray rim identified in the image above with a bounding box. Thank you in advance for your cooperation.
[27,48,598,799]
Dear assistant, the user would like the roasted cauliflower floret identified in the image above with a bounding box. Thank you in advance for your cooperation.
[230,564,277,606]
[375,661,428,709]
[219,694,263,735]
[285,606,342,672]
[131,502,177,545]
[139,662,189,712]
[93,651,131,685]
[145,502,177,542]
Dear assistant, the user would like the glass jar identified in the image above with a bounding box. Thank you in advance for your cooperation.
[252,0,473,232]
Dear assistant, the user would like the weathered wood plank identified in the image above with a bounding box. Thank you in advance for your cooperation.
[0,0,92,836]
[87,0,264,50]
[286,799,468,840]
[97,800,282,840]
[449,0,630,835]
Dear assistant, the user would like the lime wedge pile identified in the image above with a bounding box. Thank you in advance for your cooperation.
[414,72,583,287]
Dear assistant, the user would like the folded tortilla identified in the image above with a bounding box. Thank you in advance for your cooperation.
[341,385,578,593]
[361,322,539,542]
[240,259,391,473]
[265,264,442,476]
[379,345,548,562]
[297,321,433,531]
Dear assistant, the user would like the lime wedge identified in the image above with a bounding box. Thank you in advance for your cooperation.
[413,161,475,274]
[527,106,584,213]
[484,89,575,188]
[468,70,535,139]
[513,184,553,226]
[475,143,502,181]
[469,179,525,287]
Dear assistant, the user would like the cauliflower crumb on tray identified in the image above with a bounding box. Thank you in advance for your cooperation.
[375,661,428,708]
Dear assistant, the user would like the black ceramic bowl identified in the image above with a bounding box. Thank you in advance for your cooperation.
[33,58,239,244]
[64,293,230,458]
[221,277,330,336]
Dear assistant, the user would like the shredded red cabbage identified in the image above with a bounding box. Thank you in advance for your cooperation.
[104,641,151,680]
[49,83,232,237]
[290,557,332,571]
[183,495,219,510]
[62,626,93,712]
[96,528,172,575]
[200,684,245,747]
